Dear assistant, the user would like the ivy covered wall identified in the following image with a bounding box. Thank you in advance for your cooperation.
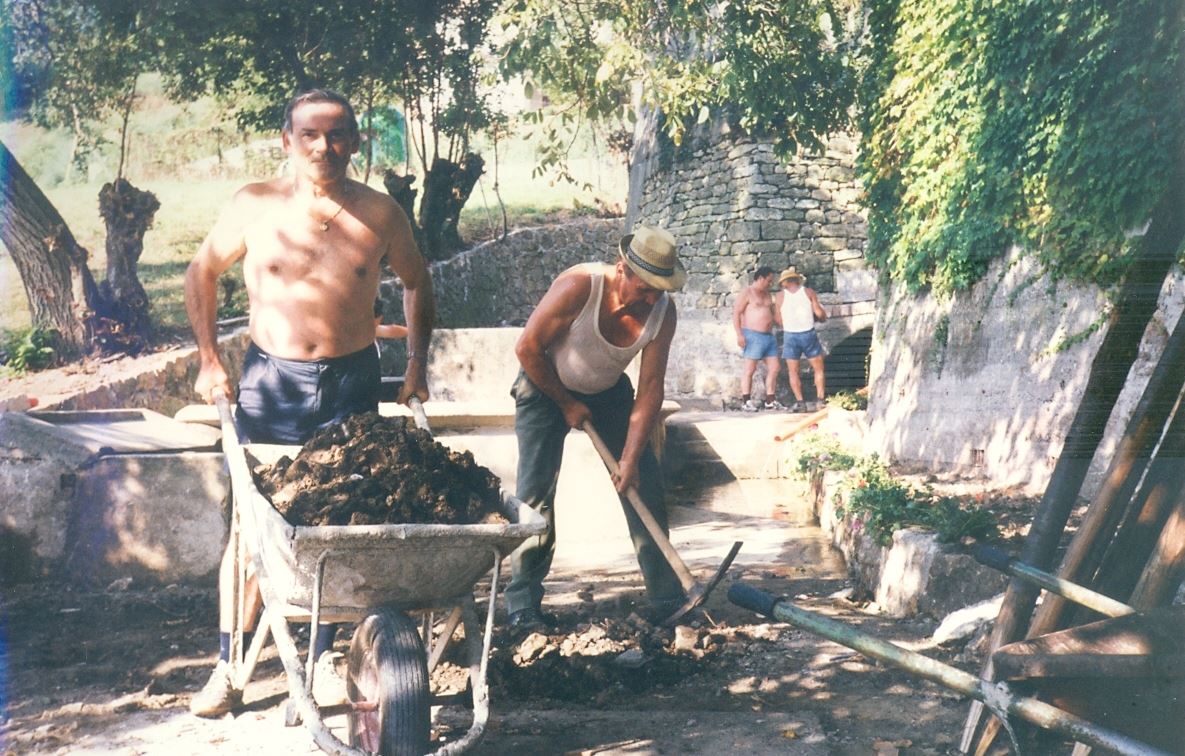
[858,0,1184,294]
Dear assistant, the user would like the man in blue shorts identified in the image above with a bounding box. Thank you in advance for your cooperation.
[732,266,784,412]
[775,267,828,412]
[184,89,434,716]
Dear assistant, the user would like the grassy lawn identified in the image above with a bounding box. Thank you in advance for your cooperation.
[0,153,626,339]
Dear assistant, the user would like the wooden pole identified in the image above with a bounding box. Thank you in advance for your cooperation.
[1129,487,1185,609]
[1089,404,1185,610]
[1029,319,1185,633]
[961,163,1185,753]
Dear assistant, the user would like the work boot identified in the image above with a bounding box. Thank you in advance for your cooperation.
[189,660,242,718]
[508,607,558,631]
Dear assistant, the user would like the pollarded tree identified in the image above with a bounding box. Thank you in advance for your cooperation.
[1,0,161,358]
[152,0,500,261]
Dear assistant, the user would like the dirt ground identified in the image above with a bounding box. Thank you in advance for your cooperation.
[0,544,1078,756]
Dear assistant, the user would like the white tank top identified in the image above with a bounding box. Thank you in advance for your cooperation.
[780,288,816,333]
[550,264,670,394]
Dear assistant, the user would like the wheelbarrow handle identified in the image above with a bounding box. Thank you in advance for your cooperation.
[407,395,431,434]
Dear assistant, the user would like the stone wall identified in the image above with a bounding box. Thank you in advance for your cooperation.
[865,248,1185,497]
[625,123,876,400]
[380,218,624,330]
[630,128,870,312]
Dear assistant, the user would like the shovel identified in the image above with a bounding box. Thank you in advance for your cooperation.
[582,420,742,626]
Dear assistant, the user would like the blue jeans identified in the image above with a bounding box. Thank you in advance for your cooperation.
[504,370,684,614]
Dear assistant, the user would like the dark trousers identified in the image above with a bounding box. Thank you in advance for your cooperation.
[504,370,684,613]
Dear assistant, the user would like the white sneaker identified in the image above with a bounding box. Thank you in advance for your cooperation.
[190,660,242,718]
[741,399,760,412]
[312,650,347,706]
[764,399,787,411]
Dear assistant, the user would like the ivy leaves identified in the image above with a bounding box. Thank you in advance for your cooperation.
[859,0,1185,294]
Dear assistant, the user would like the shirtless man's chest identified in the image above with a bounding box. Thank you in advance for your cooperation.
[242,197,385,359]
[741,284,775,332]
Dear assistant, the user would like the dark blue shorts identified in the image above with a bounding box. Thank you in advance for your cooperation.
[782,330,824,360]
[235,342,381,444]
[741,328,778,360]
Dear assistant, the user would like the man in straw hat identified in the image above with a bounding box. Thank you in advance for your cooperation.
[775,266,829,412]
[506,226,687,629]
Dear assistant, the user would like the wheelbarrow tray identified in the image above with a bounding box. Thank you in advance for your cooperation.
[242,443,545,615]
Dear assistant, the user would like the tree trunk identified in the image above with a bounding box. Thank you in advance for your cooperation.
[382,169,426,258]
[0,139,96,359]
[97,178,159,353]
[418,153,484,261]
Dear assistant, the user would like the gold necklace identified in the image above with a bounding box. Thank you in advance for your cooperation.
[313,187,351,231]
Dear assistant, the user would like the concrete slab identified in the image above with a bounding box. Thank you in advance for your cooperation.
[67,453,229,584]
[29,409,222,452]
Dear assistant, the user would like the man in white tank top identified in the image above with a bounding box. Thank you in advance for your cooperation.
[505,227,687,629]
[774,267,829,411]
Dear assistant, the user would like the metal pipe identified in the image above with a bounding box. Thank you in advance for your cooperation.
[971,544,1135,618]
[728,583,1170,756]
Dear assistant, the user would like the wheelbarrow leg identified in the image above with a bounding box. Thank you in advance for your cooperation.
[431,549,502,756]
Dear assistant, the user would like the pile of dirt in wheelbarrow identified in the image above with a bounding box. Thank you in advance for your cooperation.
[252,412,506,527]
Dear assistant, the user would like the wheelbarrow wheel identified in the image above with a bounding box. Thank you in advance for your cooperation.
[346,608,430,755]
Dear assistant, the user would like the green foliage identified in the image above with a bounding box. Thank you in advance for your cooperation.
[792,432,858,478]
[498,0,858,181]
[836,456,999,546]
[858,0,1185,294]
[3,0,150,179]
[826,391,868,411]
[0,327,57,374]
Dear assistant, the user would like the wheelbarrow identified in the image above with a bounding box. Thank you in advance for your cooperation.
[215,395,548,755]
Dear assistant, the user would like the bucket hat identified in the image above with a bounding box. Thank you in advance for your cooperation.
[618,226,687,291]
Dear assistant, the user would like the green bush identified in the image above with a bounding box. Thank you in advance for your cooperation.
[0,327,58,374]
[836,456,999,546]
[826,391,868,411]
[792,432,858,478]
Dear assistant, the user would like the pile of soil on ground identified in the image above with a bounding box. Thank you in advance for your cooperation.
[252,412,505,527]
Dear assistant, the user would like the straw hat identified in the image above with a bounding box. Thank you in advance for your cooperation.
[778,267,805,285]
[618,226,687,291]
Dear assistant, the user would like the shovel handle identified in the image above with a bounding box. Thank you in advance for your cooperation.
[581,420,697,592]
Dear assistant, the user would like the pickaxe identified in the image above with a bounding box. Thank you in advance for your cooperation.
[582,421,742,626]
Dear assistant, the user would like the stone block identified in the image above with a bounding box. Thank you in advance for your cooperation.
[751,241,785,254]
[725,220,763,241]
[760,220,800,240]
[67,453,229,585]
[745,208,784,221]
[815,236,849,251]
[804,209,826,223]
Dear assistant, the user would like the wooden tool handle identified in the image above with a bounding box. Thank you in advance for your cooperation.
[581,420,697,591]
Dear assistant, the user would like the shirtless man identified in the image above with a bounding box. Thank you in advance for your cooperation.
[506,226,686,629]
[774,267,828,412]
[184,89,434,716]
[732,266,783,412]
